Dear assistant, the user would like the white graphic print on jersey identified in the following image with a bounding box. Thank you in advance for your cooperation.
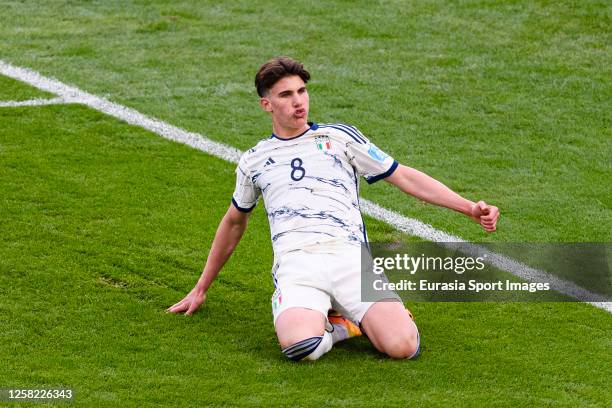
[232,123,398,256]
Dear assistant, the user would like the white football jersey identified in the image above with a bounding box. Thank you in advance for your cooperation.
[232,123,398,256]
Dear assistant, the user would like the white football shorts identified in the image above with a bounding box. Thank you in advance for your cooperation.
[270,244,401,325]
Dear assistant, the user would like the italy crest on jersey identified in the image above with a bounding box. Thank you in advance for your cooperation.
[315,135,331,151]
[272,288,282,312]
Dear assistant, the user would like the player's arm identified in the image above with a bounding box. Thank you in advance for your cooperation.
[167,204,251,315]
[384,164,499,232]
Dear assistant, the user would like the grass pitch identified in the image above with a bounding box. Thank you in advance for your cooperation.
[0,1,610,406]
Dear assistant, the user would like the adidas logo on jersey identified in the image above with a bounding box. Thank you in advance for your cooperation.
[264,157,276,166]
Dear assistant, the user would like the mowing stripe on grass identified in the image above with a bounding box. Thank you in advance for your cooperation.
[1,59,609,313]
[0,97,67,107]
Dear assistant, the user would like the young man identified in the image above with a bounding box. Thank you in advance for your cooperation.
[168,57,499,361]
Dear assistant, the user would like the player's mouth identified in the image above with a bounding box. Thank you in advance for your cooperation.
[294,109,306,119]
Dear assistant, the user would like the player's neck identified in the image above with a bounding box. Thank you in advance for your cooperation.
[272,123,310,139]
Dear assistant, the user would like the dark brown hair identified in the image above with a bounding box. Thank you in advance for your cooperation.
[255,56,311,97]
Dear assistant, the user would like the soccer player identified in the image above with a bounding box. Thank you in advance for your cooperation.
[167,57,500,361]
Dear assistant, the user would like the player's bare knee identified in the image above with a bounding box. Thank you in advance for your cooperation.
[385,332,419,359]
[275,308,326,349]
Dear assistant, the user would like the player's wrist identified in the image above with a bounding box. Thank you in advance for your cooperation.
[460,200,476,217]
[194,281,208,295]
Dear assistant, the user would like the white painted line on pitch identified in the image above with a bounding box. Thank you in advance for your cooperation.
[1,59,609,313]
[0,61,241,164]
[0,97,67,107]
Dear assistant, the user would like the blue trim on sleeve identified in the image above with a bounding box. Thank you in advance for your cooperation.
[365,160,398,184]
[231,197,256,213]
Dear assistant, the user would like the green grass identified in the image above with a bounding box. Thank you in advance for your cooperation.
[0,0,611,406]
[1,102,610,408]
[0,106,612,406]
[0,0,609,242]
[0,75,53,100]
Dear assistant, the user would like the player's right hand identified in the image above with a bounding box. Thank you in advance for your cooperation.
[166,287,206,316]
[470,200,500,232]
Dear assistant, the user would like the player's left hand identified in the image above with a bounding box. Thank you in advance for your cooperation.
[470,201,500,232]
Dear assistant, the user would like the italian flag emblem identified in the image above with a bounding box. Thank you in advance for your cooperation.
[272,290,282,311]
[315,135,331,151]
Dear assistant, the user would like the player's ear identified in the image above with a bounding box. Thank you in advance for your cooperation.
[260,97,273,113]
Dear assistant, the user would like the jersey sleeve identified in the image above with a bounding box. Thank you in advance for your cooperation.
[231,153,261,212]
[343,125,398,184]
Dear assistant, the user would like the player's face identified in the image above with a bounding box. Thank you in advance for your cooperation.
[260,75,309,137]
